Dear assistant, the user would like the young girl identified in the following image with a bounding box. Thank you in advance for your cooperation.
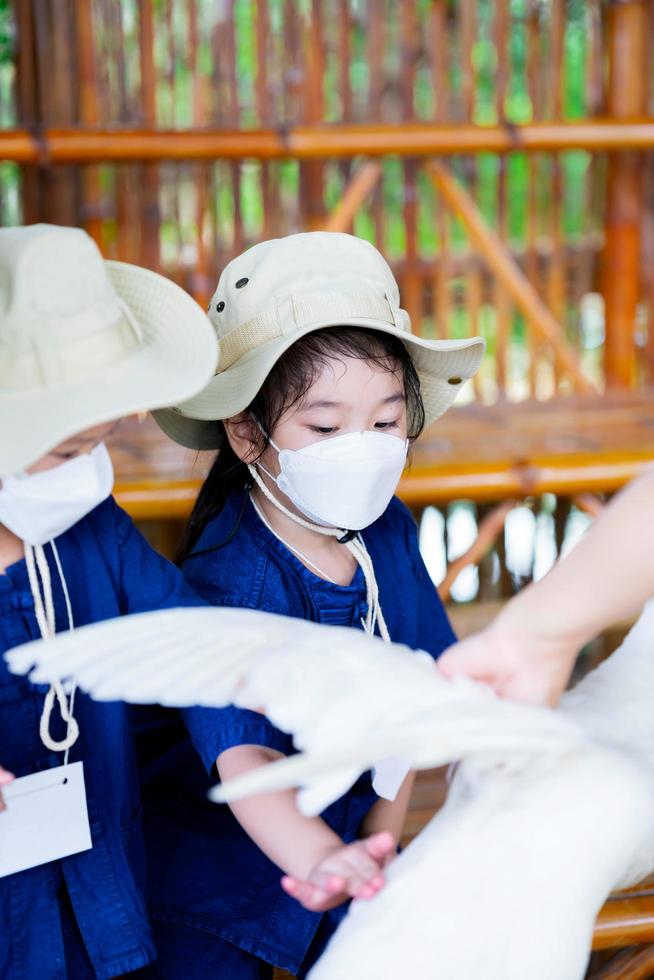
[145,232,484,978]
[0,223,216,979]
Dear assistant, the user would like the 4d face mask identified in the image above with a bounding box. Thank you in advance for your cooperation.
[260,430,408,530]
[0,443,114,546]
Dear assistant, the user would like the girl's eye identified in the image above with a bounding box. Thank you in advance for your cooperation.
[54,451,78,461]
[374,420,399,430]
[309,426,337,435]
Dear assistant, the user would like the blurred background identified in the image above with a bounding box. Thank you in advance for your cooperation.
[1,0,653,648]
[5,8,654,967]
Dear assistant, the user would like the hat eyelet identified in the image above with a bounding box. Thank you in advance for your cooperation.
[216,301,225,313]
[235,277,249,289]
[447,376,462,385]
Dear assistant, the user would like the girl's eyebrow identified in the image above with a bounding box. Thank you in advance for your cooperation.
[300,392,405,412]
[300,398,341,410]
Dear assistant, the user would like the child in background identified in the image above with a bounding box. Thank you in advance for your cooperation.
[0,224,216,979]
[143,233,484,978]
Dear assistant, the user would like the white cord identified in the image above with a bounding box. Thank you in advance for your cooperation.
[250,494,337,584]
[25,542,79,760]
[248,465,391,642]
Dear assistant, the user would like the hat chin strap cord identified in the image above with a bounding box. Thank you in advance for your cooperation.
[247,464,391,643]
[25,541,79,761]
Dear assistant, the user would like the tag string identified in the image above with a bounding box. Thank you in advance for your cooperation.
[25,541,78,763]
[248,464,391,643]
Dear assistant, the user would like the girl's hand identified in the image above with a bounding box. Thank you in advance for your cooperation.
[0,767,15,813]
[437,625,578,707]
[280,830,395,912]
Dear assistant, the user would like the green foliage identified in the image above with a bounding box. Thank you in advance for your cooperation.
[0,1,596,270]
[0,0,12,66]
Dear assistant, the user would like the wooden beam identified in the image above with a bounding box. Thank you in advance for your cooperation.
[74,0,103,245]
[398,456,652,506]
[438,501,515,603]
[428,162,598,394]
[3,119,654,163]
[321,160,382,233]
[601,1,649,388]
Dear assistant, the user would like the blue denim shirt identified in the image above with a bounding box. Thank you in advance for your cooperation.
[140,491,455,975]
[0,496,200,980]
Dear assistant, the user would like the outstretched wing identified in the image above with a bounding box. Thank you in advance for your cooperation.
[6,607,586,814]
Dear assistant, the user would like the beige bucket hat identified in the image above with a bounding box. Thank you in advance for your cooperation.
[0,224,218,477]
[154,232,485,450]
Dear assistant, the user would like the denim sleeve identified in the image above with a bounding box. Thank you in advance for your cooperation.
[182,705,294,774]
[110,499,204,614]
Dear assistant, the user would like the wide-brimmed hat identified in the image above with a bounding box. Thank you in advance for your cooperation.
[154,232,485,449]
[0,224,218,476]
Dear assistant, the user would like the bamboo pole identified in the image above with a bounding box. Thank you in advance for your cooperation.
[138,0,160,271]
[13,0,40,224]
[438,501,515,603]
[189,0,211,311]
[601,1,649,388]
[321,160,381,232]
[429,161,598,393]
[113,453,654,518]
[75,0,103,245]
[254,0,273,242]
[492,0,511,398]
[4,120,654,163]
[301,0,326,231]
[400,2,420,331]
[367,0,384,250]
[35,0,78,227]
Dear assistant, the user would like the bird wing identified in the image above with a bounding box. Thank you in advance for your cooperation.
[6,606,587,814]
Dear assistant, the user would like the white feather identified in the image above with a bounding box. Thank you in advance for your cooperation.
[309,601,654,979]
[6,606,585,816]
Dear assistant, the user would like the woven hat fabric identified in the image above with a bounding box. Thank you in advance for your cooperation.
[0,224,218,476]
[153,232,485,449]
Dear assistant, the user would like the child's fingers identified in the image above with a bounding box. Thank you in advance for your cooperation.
[281,875,343,912]
[362,831,395,862]
[338,847,386,899]
[306,870,347,896]
[281,875,317,905]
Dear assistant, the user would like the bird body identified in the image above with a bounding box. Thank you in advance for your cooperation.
[309,743,654,980]
[310,603,654,979]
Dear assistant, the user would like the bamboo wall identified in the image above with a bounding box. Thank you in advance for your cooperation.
[1,0,653,401]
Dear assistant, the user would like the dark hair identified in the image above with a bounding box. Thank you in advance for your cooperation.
[176,326,425,563]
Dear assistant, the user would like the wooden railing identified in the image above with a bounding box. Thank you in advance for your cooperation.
[3,119,654,163]
[3,0,654,395]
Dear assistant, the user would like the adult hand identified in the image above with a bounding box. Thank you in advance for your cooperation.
[438,625,578,707]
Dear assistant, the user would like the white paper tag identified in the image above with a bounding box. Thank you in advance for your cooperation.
[0,762,92,878]
[372,756,411,801]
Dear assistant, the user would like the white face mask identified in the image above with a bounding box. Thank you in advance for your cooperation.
[0,443,114,546]
[260,430,408,530]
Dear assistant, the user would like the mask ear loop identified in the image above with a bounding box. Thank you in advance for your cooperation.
[248,462,391,642]
[250,455,403,800]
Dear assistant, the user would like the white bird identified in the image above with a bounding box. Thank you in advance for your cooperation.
[6,603,654,980]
